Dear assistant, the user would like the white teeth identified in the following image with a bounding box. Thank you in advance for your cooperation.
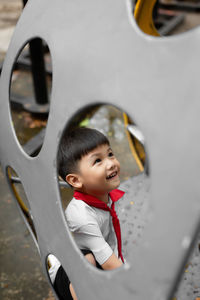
[107,172,117,179]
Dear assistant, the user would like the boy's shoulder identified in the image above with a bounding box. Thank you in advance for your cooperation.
[65,197,97,227]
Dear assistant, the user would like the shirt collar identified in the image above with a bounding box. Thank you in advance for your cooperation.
[74,189,125,204]
[109,189,125,202]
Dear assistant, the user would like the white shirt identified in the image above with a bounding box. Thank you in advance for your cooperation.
[66,197,118,265]
[48,254,61,284]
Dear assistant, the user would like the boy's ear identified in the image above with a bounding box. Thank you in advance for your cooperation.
[66,173,83,189]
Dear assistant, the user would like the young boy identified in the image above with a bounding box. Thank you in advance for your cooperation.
[55,127,125,300]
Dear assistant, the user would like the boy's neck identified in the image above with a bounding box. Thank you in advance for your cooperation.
[74,189,109,204]
[96,193,109,204]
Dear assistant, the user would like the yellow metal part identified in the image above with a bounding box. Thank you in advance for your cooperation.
[134,0,160,36]
[7,167,37,238]
[7,167,29,215]
[123,112,144,172]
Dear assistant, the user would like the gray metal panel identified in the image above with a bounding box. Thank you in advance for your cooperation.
[0,0,200,299]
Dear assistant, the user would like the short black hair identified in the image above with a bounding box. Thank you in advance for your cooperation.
[57,127,110,181]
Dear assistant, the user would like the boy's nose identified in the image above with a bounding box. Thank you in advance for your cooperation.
[106,159,115,170]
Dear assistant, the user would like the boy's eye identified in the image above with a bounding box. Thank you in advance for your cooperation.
[108,151,114,157]
[94,158,101,164]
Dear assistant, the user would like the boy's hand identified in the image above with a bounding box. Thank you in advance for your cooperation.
[101,253,123,270]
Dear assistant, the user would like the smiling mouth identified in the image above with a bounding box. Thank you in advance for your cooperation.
[106,171,118,180]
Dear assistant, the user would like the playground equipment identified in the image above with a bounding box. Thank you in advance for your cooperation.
[134,0,160,36]
[134,0,185,36]
[1,0,200,299]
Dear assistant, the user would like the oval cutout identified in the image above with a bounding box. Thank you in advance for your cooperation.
[47,254,78,300]
[57,103,150,267]
[7,166,37,243]
[133,0,200,37]
[9,38,52,157]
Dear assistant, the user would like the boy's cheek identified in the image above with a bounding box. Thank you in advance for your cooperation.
[117,161,121,171]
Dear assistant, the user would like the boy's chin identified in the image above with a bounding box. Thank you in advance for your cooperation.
[108,180,120,191]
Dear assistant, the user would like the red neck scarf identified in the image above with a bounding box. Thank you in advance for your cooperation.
[73,189,125,263]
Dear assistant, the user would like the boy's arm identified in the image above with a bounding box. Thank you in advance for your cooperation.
[101,253,123,270]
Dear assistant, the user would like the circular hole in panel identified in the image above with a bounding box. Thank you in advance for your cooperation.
[132,0,200,37]
[57,103,150,267]
[9,38,52,157]
[46,254,78,300]
[7,166,37,242]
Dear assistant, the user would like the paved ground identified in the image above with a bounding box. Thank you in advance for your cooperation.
[1,1,200,300]
[0,0,22,56]
[0,167,55,300]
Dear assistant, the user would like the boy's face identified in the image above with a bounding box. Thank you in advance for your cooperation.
[76,144,120,196]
